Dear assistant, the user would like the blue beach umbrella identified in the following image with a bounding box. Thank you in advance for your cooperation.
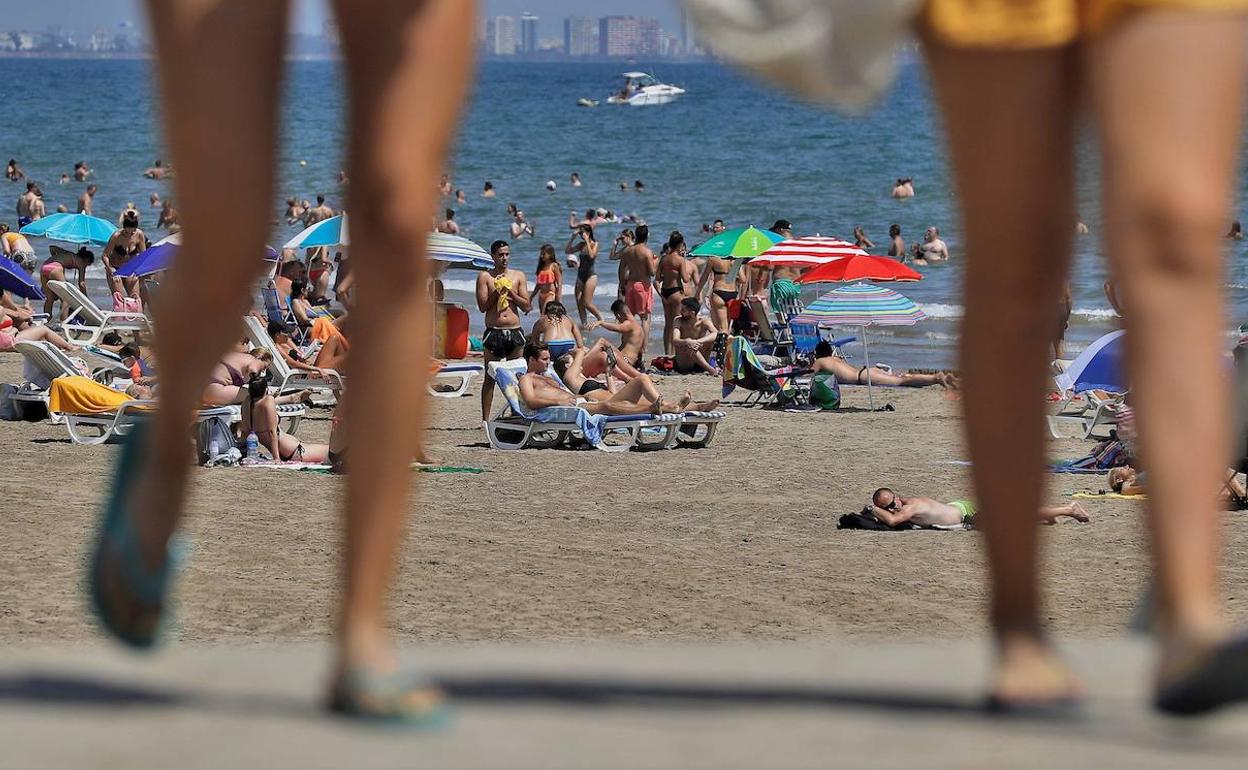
[792,282,927,409]
[284,213,349,249]
[1055,330,1126,394]
[116,237,279,278]
[0,255,44,300]
[427,232,493,270]
[21,212,117,246]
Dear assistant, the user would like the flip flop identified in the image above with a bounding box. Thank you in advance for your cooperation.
[328,667,449,726]
[87,421,181,649]
[984,694,1083,721]
[1155,635,1248,716]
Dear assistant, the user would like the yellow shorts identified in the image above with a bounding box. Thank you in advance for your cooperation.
[926,0,1248,49]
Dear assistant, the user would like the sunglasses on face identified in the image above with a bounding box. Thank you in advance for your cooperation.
[879,498,899,511]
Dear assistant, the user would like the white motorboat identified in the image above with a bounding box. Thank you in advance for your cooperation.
[606,72,686,107]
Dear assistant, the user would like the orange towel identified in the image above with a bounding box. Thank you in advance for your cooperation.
[310,317,347,348]
[49,376,135,414]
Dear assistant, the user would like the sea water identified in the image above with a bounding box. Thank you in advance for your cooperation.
[3,57,1247,370]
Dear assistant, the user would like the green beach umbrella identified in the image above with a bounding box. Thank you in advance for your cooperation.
[689,226,784,258]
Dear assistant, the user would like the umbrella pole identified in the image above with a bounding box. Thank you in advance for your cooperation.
[862,325,875,410]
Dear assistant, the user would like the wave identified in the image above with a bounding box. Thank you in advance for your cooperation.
[917,303,1119,323]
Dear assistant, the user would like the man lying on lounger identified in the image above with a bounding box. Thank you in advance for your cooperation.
[869,487,1090,528]
[519,341,696,416]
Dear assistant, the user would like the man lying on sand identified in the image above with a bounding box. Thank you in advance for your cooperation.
[519,341,699,416]
[869,488,1090,528]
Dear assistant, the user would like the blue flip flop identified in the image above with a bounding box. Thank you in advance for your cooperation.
[87,420,181,649]
[328,667,449,727]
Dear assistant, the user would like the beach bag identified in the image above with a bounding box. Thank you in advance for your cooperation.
[809,372,841,410]
[196,414,236,466]
[650,356,675,373]
[0,384,18,421]
[112,292,142,314]
[681,0,921,112]
[837,508,911,531]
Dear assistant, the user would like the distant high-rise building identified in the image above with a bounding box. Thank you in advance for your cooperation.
[519,13,539,55]
[563,16,597,57]
[680,8,694,54]
[599,16,660,58]
[491,15,517,56]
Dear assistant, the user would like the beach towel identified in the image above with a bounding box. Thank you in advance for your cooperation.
[492,362,611,447]
[48,375,134,414]
[243,461,487,474]
[836,508,971,531]
[310,316,346,347]
[721,335,800,402]
[1072,491,1144,501]
[769,278,801,314]
[1050,438,1128,474]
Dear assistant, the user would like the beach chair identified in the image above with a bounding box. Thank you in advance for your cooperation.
[45,280,151,345]
[720,335,816,411]
[427,361,483,398]
[1047,387,1125,439]
[260,286,308,345]
[744,297,795,363]
[10,341,129,423]
[47,375,235,445]
[243,315,345,398]
[485,359,681,452]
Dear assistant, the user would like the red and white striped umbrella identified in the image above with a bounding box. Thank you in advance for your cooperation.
[749,236,868,268]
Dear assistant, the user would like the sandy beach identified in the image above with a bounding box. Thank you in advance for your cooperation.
[5,351,1246,647]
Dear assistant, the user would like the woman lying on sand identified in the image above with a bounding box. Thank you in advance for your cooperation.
[809,340,958,389]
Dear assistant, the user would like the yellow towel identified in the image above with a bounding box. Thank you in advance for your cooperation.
[49,376,135,414]
[1072,492,1144,500]
[493,275,513,311]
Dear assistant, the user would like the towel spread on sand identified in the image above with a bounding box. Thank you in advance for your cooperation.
[1072,492,1143,500]
[243,461,487,474]
[48,375,135,414]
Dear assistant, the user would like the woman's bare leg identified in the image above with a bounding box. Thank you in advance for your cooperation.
[1089,12,1248,688]
[330,0,475,679]
[582,274,602,324]
[16,324,76,351]
[127,1,289,573]
[661,292,681,355]
[924,39,1081,704]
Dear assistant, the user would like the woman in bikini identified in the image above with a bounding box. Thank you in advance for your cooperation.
[39,246,95,319]
[656,230,690,356]
[101,210,147,298]
[566,224,602,326]
[529,300,583,360]
[694,249,736,333]
[533,243,562,315]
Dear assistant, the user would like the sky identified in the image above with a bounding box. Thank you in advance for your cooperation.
[0,0,682,39]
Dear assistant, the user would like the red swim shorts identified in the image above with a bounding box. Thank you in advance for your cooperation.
[625,281,653,315]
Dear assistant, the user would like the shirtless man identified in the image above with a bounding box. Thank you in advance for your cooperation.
[477,239,532,421]
[890,177,915,198]
[306,194,335,225]
[436,208,460,235]
[869,488,1090,528]
[518,342,691,416]
[284,197,306,225]
[617,224,657,363]
[39,245,95,318]
[157,199,179,230]
[74,161,92,182]
[509,210,534,240]
[671,298,720,375]
[887,223,906,262]
[78,184,97,215]
[591,299,645,369]
[16,182,38,225]
[912,226,950,265]
[143,159,171,179]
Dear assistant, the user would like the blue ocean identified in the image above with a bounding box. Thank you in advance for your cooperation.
[3,56,1246,369]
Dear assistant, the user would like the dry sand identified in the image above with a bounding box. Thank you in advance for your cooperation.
[3,350,1247,647]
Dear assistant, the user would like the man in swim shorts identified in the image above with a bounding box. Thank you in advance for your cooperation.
[618,224,657,363]
[869,487,1090,528]
[518,342,693,416]
[671,298,720,375]
[476,239,532,421]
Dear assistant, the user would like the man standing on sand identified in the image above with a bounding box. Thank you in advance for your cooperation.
[869,488,1089,528]
[78,184,97,215]
[618,224,657,363]
[590,299,645,369]
[912,226,950,265]
[476,239,531,422]
[671,298,720,375]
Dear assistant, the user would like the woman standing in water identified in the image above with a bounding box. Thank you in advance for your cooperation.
[88,0,475,724]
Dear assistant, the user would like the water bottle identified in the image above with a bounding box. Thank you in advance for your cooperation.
[244,431,259,464]
[208,438,220,463]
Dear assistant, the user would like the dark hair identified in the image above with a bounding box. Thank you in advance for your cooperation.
[316,194,325,205]
[538,243,557,266]
[634,179,644,189]
[118,343,140,359]
[771,219,791,233]
[680,297,700,313]
[713,219,724,226]
[889,223,901,237]
[26,181,35,191]
[279,260,304,278]
[484,181,494,190]
[544,300,566,317]
[523,340,548,361]
[87,184,97,193]
[635,224,649,244]
[552,353,572,378]
[586,209,596,219]
[290,280,307,298]
[122,210,139,229]
[581,224,596,242]
[814,340,834,358]
[76,246,95,265]
[101,332,123,346]
[490,239,509,257]
[668,231,685,251]
[267,320,290,338]
[611,299,628,316]
[445,208,454,219]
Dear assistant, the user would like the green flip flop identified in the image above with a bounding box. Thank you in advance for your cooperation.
[87,421,182,649]
[328,667,449,727]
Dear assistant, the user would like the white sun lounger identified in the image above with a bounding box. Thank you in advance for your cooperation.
[45,280,152,345]
[243,315,345,398]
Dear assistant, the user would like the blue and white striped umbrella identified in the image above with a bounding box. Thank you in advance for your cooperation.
[284,213,349,249]
[20,212,117,246]
[427,232,493,270]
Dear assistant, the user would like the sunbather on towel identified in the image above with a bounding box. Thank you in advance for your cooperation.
[239,388,328,464]
[870,488,1090,528]
[553,344,720,411]
[811,341,956,388]
[519,341,692,416]
[1108,466,1248,509]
